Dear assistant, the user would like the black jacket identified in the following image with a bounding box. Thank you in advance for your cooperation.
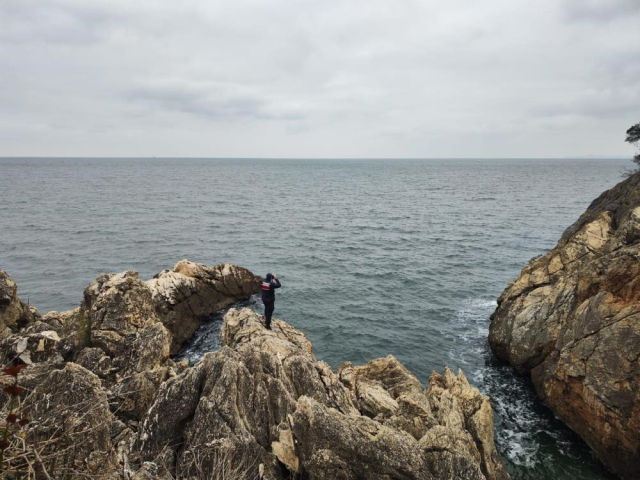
[261,278,281,302]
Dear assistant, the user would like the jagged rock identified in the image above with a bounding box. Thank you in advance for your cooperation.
[146,260,261,353]
[339,356,435,431]
[139,308,508,480]
[110,367,172,421]
[76,347,114,377]
[427,368,506,480]
[22,362,120,479]
[80,270,171,378]
[0,326,61,365]
[0,262,508,479]
[38,308,82,358]
[74,271,173,421]
[0,269,39,338]
[0,322,67,398]
[489,173,640,479]
[83,271,157,333]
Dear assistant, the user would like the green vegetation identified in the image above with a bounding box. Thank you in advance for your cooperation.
[626,121,640,174]
[76,311,92,349]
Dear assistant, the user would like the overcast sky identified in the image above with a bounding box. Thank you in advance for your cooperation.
[1,0,639,158]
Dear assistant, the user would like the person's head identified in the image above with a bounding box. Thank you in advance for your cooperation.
[266,273,273,281]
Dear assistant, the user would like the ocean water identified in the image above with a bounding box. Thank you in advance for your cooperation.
[0,157,628,479]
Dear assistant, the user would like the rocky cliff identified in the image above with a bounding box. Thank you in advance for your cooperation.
[0,261,509,479]
[489,173,640,479]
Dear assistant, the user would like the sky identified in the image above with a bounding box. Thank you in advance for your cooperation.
[1,0,639,158]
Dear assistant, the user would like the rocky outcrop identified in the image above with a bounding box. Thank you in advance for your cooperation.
[146,259,262,354]
[80,270,171,374]
[0,269,39,339]
[339,356,506,480]
[0,262,508,479]
[0,261,259,479]
[489,173,640,479]
[22,362,121,479]
[139,308,509,480]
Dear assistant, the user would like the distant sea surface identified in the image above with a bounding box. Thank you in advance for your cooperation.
[1,158,628,479]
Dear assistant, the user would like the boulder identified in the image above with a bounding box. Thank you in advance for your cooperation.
[489,172,640,479]
[139,308,509,480]
[146,260,261,354]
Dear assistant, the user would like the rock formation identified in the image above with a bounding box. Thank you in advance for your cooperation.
[146,260,261,354]
[139,308,508,480]
[1,262,508,479]
[489,173,640,479]
[0,268,39,339]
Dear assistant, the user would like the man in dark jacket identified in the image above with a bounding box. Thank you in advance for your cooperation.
[261,273,281,329]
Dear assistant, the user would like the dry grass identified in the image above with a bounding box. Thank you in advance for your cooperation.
[1,365,265,479]
[170,441,260,480]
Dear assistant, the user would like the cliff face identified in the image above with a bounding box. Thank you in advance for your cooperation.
[489,173,640,479]
[0,262,509,480]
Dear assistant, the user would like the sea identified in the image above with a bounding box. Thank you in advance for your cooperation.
[0,157,629,479]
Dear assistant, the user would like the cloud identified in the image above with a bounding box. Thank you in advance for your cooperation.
[1,0,639,157]
[0,0,124,44]
[532,86,640,119]
[126,80,303,121]
[562,0,640,23]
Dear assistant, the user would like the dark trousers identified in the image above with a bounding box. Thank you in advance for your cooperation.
[264,300,275,329]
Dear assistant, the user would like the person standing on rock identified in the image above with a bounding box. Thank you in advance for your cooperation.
[261,273,281,329]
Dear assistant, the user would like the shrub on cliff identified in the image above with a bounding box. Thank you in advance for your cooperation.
[626,121,640,174]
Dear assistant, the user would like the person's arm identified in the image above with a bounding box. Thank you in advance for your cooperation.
[272,277,281,289]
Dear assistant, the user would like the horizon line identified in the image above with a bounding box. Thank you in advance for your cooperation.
[0,155,632,160]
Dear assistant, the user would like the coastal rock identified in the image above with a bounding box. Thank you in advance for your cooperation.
[489,173,640,479]
[0,321,67,395]
[22,363,119,479]
[0,263,508,479]
[78,270,173,420]
[80,270,171,378]
[140,308,509,480]
[0,262,273,477]
[0,269,39,338]
[146,259,261,354]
